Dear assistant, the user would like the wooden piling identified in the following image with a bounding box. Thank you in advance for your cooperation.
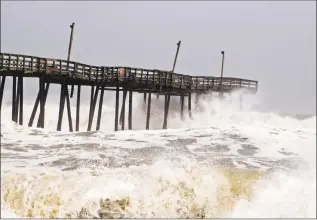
[195,92,200,105]
[65,84,73,132]
[18,76,23,125]
[12,76,17,122]
[36,83,49,128]
[146,90,152,130]
[143,93,146,104]
[119,91,126,126]
[89,85,95,111]
[39,76,45,128]
[114,85,120,131]
[0,76,6,111]
[163,93,171,129]
[120,90,127,130]
[87,85,99,131]
[180,94,184,119]
[75,85,81,131]
[188,92,192,118]
[87,85,95,131]
[14,77,20,124]
[128,90,133,130]
[96,85,105,131]
[29,83,49,128]
[57,83,66,131]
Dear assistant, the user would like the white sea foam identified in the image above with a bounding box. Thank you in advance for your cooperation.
[1,91,316,218]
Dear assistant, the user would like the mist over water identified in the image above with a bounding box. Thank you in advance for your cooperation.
[1,90,316,218]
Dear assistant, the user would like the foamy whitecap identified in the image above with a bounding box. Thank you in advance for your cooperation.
[1,91,316,218]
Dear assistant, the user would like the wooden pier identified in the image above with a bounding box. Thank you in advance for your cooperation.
[0,52,258,132]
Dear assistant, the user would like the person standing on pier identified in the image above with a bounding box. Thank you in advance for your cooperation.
[119,68,135,83]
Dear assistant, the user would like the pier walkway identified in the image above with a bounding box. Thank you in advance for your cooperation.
[0,53,258,131]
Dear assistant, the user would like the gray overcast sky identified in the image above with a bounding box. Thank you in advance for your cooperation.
[1,1,316,115]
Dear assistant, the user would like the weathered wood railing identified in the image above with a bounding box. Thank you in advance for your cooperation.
[0,52,259,132]
[0,53,258,92]
[191,76,258,91]
[0,53,193,89]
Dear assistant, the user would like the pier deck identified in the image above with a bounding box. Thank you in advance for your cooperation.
[0,53,258,131]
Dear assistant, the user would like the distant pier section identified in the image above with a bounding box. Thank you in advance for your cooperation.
[0,52,258,132]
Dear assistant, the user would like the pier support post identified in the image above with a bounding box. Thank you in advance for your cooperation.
[57,83,66,131]
[0,76,6,111]
[39,76,45,128]
[87,85,95,131]
[89,85,95,111]
[36,83,49,128]
[65,84,73,132]
[119,90,127,130]
[180,94,184,119]
[87,85,94,130]
[87,85,99,132]
[55,82,73,131]
[75,85,81,131]
[57,82,73,132]
[146,90,152,130]
[163,93,171,129]
[29,83,50,128]
[188,92,192,118]
[12,76,17,122]
[128,90,133,130]
[114,85,120,131]
[96,85,105,131]
[14,77,20,124]
[195,92,200,105]
[18,76,23,125]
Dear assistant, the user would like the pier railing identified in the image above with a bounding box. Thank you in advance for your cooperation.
[191,76,258,91]
[0,53,258,92]
[0,52,259,132]
[0,53,193,89]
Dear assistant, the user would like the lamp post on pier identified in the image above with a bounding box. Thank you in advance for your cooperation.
[220,50,225,97]
[172,40,181,73]
[68,22,75,98]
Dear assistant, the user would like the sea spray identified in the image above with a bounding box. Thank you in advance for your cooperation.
[1,91,316,218]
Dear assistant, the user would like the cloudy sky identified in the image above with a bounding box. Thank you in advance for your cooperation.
[1,1,316,115]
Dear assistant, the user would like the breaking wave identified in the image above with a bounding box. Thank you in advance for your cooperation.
[1,90,316,218]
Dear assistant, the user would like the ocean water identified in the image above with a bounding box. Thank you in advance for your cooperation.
[0,90,316,218]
